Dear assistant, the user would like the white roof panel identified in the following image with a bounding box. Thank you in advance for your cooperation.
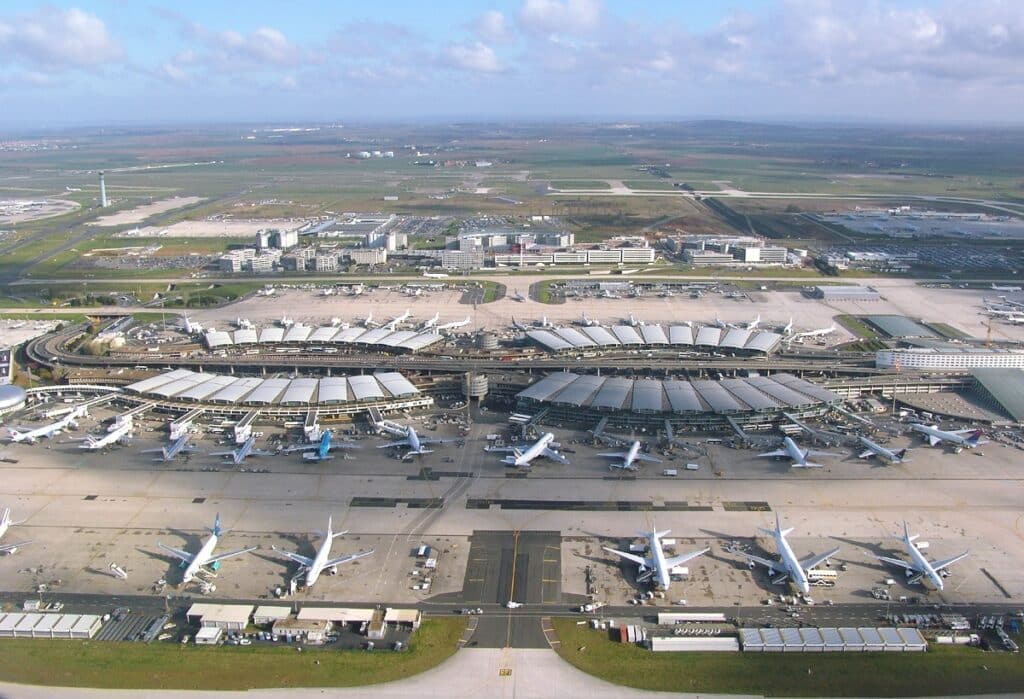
[663,380,704,412]
[245,378,289,404]
[233,328,258,344]
[552,375,605,407]
[401,332,443,351]
[611,325,643,345]
[745,376,816,408]
[377,330,417,347]
[348,375,385,401]
[309,327,340,342]
[209,377,263,403]
[258,327,285,343]
[691,379,744,412]
[284,325,313,343]
[695,326,722,347]
[631,379,664,412]
[639,325,668,345]
[333,327,367,343]
[772,373,840,403]
[204,330,233,348]
[720,378,778,411]
[177,375,237,401]
[355,328,394,345]
[553,327,597,348]
[668,326,694,345]
[581,326,619,346]
[721,328,753,349]
[745,331,783,353]
[591,377,632,410]
[374,372,418,397]
[280,378,318,405]
[317,377,348,404]
[527,330,572,352]
[126,369,194,394]
[151,372,217,398]
[517,373,579,402]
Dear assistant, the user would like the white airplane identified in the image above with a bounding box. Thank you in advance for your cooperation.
[320,287,336,297]
[737,513,840,595]
[909,423,986,451]
[991,283,1022,293]
[512,289,527,302]
[362,311,376,327]
[271,516,374,589]
[790,323,837,340]
[875,521,969,591]
[181,313,202,334]
[0,507,31,554]
[856,436,910,464]
[279,314,294,328]
[489,432,568,469]
[628,313,645,327]
[603,527,709,590]
[234,317,254,329]
[538,315,553,328]
[578,312,599,327]
[600,289,619,299]
[280,431,359,462]
[384,309,411,330]
[79,421,133,450]
[376,425,454,460]
[349,284,365,296]
[210,435,274,465]
[781,317,794,335]
[1002,316,1024,325]
[436,316,471,332]
[142,434,200,462]
[758,436,839,469]
[6,413,78,444]
[746,314,761,330]
[157,513,256,585]
[598,440,661,471]
[420,312,440,330]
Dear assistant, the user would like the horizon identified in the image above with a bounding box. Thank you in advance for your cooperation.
[1,1,1022,128]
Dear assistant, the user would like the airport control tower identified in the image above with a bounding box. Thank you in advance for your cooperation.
[99,171,108,207]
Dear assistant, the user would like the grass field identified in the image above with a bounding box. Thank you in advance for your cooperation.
[836,314,881,340]
[552,619,1024,697]
[0,617,465,691]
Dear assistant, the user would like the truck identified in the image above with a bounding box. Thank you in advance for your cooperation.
[578,601,606,613]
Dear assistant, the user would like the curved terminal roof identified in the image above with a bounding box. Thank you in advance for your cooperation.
[611,326,644,345]
[669,326,694,345]
[639,325,668,345]
[124,370,422,409]
[284,325,313,343]
[203,322,444,353]
[517,373,838,415]
[524,322,781,355]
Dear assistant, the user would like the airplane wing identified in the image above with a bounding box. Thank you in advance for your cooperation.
[485,446,516,453]
[376,440,409,449]
[330,442,361,450]
[418,438,454,446]
[664,547,710,568]
[792,461,824,469]
[602,546,648,568]
[209,450,236,457]
[596,452,627,459]
[249,449,274,457]
[875,554,915,572]
[930,551,969,572]
[280,443,316,454]
[0,540,32,553]
[140,448,165,454]
[635,453,662,463]
[207,545,258,565]
[758,449,788,458]
[806,450,840,458]
[926,435,941,447]
[798,546,841,571]
[542,448,569,464]
[324,549,374,568]
[272,548,314,568]
[858,449,876,459]
[737,551,779,570]
[157,542,194,564]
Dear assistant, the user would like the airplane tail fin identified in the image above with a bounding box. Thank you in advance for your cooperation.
[210,513,223,537]
[326,515,332,538]
[896,448,909,460]
[966,431,984,446]
[903,520,918,543]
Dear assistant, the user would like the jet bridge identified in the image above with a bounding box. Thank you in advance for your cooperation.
[304,409,321,441]
[170,408,206,440]
[41,394,115,419]
[112,401,155,429]
[233,410,260,444]
[590,416,609,439]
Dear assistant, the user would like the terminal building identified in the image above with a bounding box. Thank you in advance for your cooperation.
[526,324,783,356]
[876,348,1024,372]
[204,324,445,354]
[515,372,840,430]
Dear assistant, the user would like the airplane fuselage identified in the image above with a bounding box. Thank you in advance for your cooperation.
[858,436,905,463]
[775,530,810,594]
[911,424,979,447]
[182,534,220,583]
[905,538,944,590]
[781,437,808,465]
[648,531,671,590]
[515,432,555,467]
[306,533,335,588]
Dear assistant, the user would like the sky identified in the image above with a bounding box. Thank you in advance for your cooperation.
[0,0,1022,127]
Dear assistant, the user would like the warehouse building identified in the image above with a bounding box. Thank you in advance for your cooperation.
[186,603,253,631]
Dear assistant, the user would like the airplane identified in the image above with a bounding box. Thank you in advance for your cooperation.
[210,435,274,465]
[600,289,619,299]
[908,423,986,451]
[746,314,761,330]
[6,413,78,444]
[578,312,599,327]
[157,513,257,585]
[436,316,471,332]
[404,287,423,297]
[1001,315,1024,325]
[79,420,133,450]
[538,315,553,328]
[420,312,440,330]
[603,526,709,590]
[628,313,645,327]
[488,432,569,469]
[0,507,31,555]
[181,313,203,334]
[384,309,411,330]
[512,289,527,302]
[737,513,840,595]
[713,315,729,329]
[233,317,254,329]
[781,317,794,335]
[875,521,969,591]
[142,434,200,462]
[281,431,360,462]
[511,316,529,332]
[279,314,294,328]
[376,424,454,460]
[758,436,839,469]
[790,323,838,340]
[349,284,365,296]
[271,516,374,589]
[856,436,910,464]
[598,440,661,471]
[991,283,1022,293]
[362,311,376,327]
[320,287,336,297]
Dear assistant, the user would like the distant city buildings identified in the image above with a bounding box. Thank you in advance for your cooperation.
[664,235,791,267]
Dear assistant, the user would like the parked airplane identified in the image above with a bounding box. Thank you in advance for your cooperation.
[0,507,31,555]
[271,516,374,589]
[512,289,527,302]
[142,434,200,462]
[79,420,133,450]
[375,424,454,460]
[875,522,969,591]
[436,316,471,332]
[211,435,273,465]
[578,312,600,327]
[628,313,645,327]
[790,323,838,340]
[281,431,359,462]
[746,314,761,330]
[991,283,1022,293]
[738,514,840,595]
[758,436,839,469]
[362,311,376,327]
[279,314,294,328]
[603,526,709,590]
[384,309,411,331]
[488,432,568,469]
[6,413,78,444]
[909,423,986,451]
[598,441,661,471]
[511,316,529,332]
[349,284,365,296]
[538,316,553,328]
[157,513,256,585]
[420,312,440,330]
[781,317,794,335]
[856,436,910,464]
[1001,315,1024,325]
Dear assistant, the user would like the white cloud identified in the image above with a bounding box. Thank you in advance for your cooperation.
[474,10,513,43]
[519,0,602,35]
[445,42,504,73]
[0,7,121,69]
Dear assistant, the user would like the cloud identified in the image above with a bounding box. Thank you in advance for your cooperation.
[519,0,602,35]
[444,42,504,73]
[0,7,121,70]
[473,10,514,43]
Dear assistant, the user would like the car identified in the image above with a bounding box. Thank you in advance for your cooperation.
[239,638,251,646]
